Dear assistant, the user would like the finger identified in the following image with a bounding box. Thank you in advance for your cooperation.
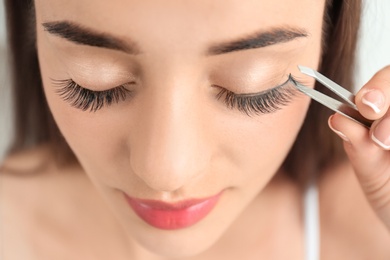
[329,113,390,229]
[328,113,390,188]
[370,108,390,150]
[355,65,390,120]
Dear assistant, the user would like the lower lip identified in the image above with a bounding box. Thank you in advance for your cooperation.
[124,192,222,230]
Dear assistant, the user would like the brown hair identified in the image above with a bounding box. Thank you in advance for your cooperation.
[283,0,361,183]
[4,0,361,182]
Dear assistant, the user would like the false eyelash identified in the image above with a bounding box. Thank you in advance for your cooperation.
[52,79,132,112]
[215,74,300,116]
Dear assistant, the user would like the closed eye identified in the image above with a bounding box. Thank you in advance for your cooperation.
[215,74,300,116]
[52,79,133,112]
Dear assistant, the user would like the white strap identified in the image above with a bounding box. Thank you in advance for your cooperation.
[304,179,320,260]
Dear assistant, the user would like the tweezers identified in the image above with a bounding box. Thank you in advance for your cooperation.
[294,66,373,128]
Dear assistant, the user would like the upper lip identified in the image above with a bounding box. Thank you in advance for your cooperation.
[124,192,223,210]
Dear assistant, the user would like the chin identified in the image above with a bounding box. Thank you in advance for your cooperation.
[131,225,224,259]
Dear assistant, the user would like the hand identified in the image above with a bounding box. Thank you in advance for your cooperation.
[328,65,390,230]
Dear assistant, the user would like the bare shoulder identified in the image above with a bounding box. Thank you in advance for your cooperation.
[0,144,95,259]
[319,161,390,259]
[0,144,81,206]
[1,144,53,174]
[0,144,58,221]
[0,144,53,259]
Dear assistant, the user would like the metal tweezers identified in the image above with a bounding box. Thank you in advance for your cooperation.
[294,66,373,128]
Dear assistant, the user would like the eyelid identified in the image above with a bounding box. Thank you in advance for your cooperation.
[215,74,301,116]
[51,78,135,91]
[52,78,132,111]
[216,74,294,97]
[57,53,140,88]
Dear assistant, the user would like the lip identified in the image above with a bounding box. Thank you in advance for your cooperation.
[124,192,222,230]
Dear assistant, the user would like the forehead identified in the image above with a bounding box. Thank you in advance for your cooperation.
[35,0,325,54]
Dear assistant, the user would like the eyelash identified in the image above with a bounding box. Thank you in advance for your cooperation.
[215,74,299,116]
[53,79,132,112]
[53,75,300,115]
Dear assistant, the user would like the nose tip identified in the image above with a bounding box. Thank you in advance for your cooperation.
[130,139,208,192]
[128,107,209,192]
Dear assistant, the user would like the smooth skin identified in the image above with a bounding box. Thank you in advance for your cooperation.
[1,0,390,259]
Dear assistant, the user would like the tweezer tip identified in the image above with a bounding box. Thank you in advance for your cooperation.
[298,65,316,78]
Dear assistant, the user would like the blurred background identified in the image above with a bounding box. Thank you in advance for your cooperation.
[0,0,9,162]
[0,0,390,161]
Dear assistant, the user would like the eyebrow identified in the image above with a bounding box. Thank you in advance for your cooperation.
[42,21,308,55]
[207,28,308,55]
[42,21,140,54]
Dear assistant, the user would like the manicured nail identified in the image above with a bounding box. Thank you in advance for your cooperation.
[362,89,385,114]
[372,117,390,150]
[328,116,350,142]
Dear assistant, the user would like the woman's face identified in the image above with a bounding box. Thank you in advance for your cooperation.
[35,0,324,257]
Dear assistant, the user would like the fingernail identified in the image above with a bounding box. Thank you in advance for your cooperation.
[372,117,390,150]
[328,116,350,142]
[362,89,385,114]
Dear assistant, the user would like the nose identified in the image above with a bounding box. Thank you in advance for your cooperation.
[129,74,210,192]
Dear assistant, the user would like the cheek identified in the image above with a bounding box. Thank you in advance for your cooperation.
[38,55,128,173]
[43,81,130,168]
[219,97,310,186]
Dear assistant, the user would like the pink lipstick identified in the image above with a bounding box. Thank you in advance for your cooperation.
[124,192,222,230]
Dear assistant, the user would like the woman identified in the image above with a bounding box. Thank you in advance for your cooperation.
[1,0,390,259]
